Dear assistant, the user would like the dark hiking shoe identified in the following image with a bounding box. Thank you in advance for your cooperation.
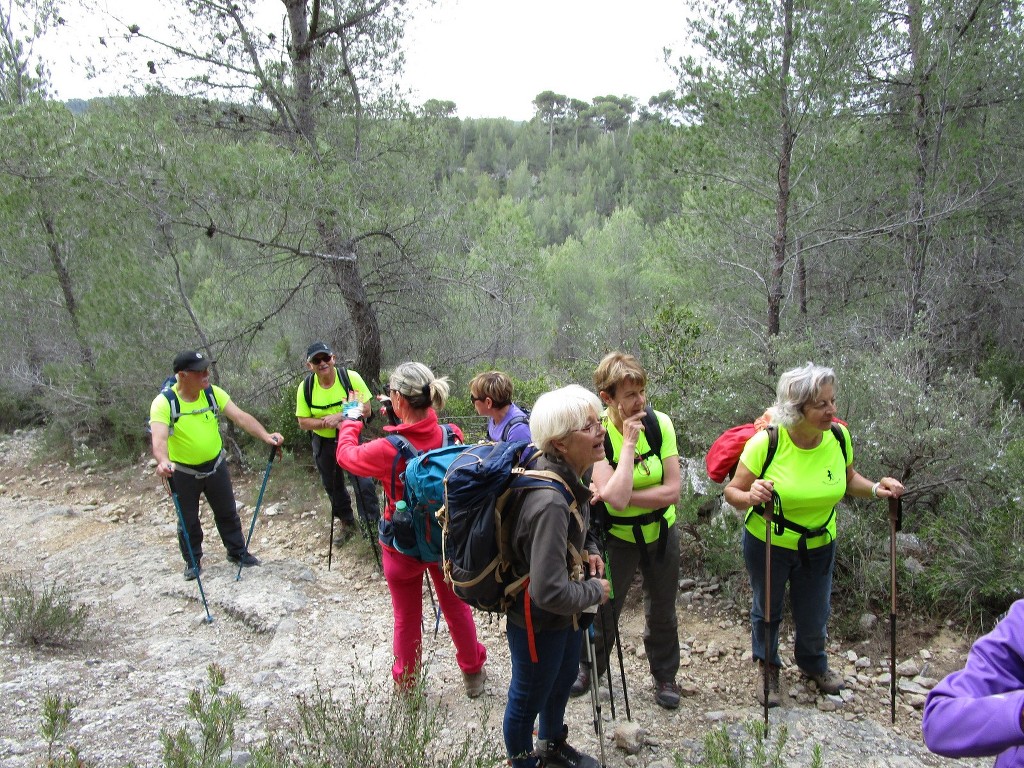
[183,564,202,581]
[803,667,844,695]
[333,521,357,545]
[568,665,589,698]
[228,551,261,567]
[756,661,782,707]
[655,679,681,709]
[539,735,600,768]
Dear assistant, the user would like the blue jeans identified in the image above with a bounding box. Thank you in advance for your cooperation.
[504,622,582,768]
[743,529,835,675]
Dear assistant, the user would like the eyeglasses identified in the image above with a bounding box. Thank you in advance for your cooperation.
[310,355,331,366]
[384,384,398,397]
[470,394,484,403]
[575,421,604,436]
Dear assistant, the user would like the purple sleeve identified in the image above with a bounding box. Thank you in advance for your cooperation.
[922,601,1024,759]
[505,421,532,443]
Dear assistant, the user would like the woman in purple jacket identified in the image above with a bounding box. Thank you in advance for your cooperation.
[922,600,1024,766]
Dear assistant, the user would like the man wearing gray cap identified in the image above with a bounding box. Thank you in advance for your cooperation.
[149,350,283,579]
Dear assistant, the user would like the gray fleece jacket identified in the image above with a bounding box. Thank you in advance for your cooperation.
[506,452,603,632]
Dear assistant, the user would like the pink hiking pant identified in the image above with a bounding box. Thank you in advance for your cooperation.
[382,546,487,685]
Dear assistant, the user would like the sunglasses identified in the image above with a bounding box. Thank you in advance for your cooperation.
[310,355,331,365]
[470,394,484,403]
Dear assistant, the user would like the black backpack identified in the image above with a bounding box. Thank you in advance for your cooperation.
[500,407,531,442]
[302,365,353,412]
[151,375,219,436]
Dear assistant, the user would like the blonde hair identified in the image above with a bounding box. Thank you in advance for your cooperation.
[389,362,451,411]
[530,384,602,456]
[593,351,647,397]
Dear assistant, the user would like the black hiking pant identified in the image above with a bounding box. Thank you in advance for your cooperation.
[172,458,246,565]
[311,434,380,526]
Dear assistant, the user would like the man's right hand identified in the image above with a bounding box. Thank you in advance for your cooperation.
[156,460,174,478]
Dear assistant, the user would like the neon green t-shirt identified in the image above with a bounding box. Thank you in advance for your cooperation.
[740,424,852,550]
[601,408,679,544]
[295,367,372,438]
[149,384,231,465]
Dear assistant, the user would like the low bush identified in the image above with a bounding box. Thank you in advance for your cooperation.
[0,573,90,647]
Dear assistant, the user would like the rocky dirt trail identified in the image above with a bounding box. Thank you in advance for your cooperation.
[0,430,987,767]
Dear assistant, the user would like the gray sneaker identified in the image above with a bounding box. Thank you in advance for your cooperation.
[463,667,487,698]
[655,680,681,709]
[183,564,202,581]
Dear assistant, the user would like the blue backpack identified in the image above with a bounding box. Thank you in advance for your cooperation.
[439,441,578,613]
[385,424,463,562]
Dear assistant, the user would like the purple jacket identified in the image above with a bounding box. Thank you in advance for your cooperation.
[488,402,531,443]
[922,600,1024,766]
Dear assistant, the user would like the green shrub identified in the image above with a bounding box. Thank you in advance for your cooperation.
[161,663,244,768]
[683,720,822,768]
[254,673,503,768]
[0,573,90,647]
[40,692,97,768]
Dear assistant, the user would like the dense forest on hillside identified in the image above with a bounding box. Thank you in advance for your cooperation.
[2,0,1024,626]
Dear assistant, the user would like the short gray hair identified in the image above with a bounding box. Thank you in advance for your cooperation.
[768,362,836,428]
[388,362,451,411]
[530,384,602,456]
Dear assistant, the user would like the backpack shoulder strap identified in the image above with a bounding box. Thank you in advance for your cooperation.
[501,415,529,442]
[162,387,180,427]
[760,425,780,479]
[831,423,849,464]
[203,386,219,417]
[441,423,461,446]
[640,405,663,458]
[336,365,352,396]
[302,371,315,409]
[385,434,419,501]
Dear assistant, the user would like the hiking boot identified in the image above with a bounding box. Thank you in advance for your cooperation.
[803,667,845,695]
[568,665,589,698]
[463,667,487,698]
[333,521,356,545]
[183,564,202,581]
[654,679,681,710]
[538,729,600,768]
[755,661,782,708]
[227,551,261,567]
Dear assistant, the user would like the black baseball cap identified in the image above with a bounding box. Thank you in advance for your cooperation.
[306,342,333,361]
[173,350,211,373]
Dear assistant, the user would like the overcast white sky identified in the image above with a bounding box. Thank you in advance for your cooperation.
[39,0,690,121]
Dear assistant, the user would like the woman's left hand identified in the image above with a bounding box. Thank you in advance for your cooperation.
[875,476,905,499]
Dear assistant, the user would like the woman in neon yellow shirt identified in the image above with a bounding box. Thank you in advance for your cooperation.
[724,363,904,707]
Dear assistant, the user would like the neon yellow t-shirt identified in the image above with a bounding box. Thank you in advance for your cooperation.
[295,367,372,438]
[149,384,231,465]
[601,408,679,544]
[740,424,852,550]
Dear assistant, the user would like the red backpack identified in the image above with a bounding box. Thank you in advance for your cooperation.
[705,412,847,483]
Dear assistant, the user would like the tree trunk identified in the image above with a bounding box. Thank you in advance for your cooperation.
[768,0,795,337]
[905,0,931,336]
[326,242,382,383]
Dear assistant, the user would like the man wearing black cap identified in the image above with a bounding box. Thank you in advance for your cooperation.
[149,350,284,579]
[295,342,379,542]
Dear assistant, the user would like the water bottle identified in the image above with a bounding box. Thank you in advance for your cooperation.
[391,500,416,552]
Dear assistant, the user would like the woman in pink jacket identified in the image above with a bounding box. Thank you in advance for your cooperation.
[336,361,487,697]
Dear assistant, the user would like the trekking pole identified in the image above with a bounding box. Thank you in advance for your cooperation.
[236,442,277,581]
[599,524,631,722]
[584,623,608,768]
[596,603,616,720]
[425,576,441,637]
[762,491,776,735]
[167,477,213,624]
[889,495,903,725]
[328,458,337,572]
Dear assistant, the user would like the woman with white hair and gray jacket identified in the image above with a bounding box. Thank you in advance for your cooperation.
[503,384,637,768]
[724,363,904,707]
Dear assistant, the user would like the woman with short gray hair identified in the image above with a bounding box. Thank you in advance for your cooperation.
[724,362,904,708]
[502,384,624,768]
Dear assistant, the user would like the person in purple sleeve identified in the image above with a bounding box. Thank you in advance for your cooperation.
[922,600,1024,766]
[470,370,532,442]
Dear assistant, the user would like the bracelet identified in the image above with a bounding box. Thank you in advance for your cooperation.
[871,481,881,498]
